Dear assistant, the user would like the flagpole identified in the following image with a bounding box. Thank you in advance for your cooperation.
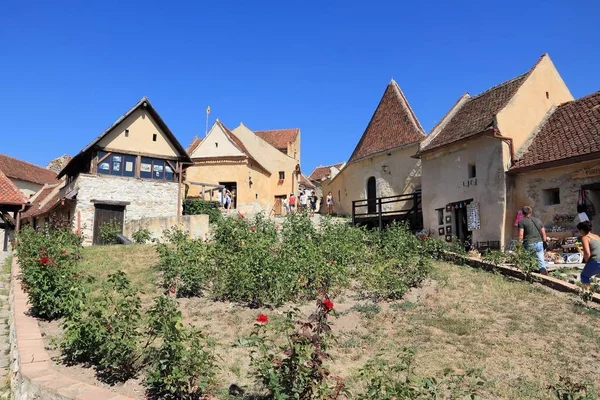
[205,107,209,136]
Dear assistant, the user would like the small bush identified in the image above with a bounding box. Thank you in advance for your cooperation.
[482,249,506,267]
[145,295,217,400]
[183,199,222,223]
[16,226,84,319]
[548,376,598,400]
[60,271,143,382]
[507,245,540,280]
[132,228,152,244]
[99,222,121,245]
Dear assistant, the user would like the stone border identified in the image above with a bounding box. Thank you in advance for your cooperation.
[9,256,134,400]
[448,253,600,304]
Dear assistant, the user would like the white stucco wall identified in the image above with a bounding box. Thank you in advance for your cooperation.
[12,179,43,198]
[72,174,179,245]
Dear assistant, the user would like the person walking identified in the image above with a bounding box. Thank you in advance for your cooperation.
[326,192,334,215]
[299,191,308,212]
[289,193,296,213]
[282,197,289,214]
[224,189,232,211]
[309,194,317,217]
[517,206,548,275]
[578,221,600,290]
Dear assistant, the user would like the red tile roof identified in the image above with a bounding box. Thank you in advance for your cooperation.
[348,80,425,162]
[187,136,203,155]
[422,73,528,152]
[308,163,345,182]
[510,90,600,171]
[21,184,61,219]
[0,154,59,186]
[0,170,27,206]
[299,174,315,189]
[254,129,299,151]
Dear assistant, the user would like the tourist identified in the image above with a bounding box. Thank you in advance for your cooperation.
[326,192,334,215]
[224,189,232,210]
[289,193,296,212]
[310,194,317,217]
[517,206,548,275]
[282,197,289,214]
[300,191,308,212]
[578,221,600,290]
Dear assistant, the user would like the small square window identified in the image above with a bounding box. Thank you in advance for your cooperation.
[437,209,444,225]
[279,171,285,180]
[468,164,476,179]
[125,129,129,137]
[152,134,157,142]
[543,188,560,205]
[546,91,550,99]
[215,142,219,148]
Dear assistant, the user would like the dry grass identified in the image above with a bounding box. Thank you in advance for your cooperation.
[40,245,600,399]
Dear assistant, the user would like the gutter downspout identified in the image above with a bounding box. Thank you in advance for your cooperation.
[15,203,27,233]
[492,128,515,167]
[177,162,183,216]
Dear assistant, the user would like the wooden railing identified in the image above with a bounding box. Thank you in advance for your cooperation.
[351,192,422,230]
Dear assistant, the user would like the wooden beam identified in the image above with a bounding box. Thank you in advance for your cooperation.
[101,147,180,161]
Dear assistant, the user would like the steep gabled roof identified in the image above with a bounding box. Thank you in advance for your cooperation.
[309,163,345,182]
[254,129,299,151]
[21,184,62,219]
[58,97,192,178]
[348,80,425,163]
[187,136,203,155]
[420,55,551,154]
[0,154,59,185]
[510,90,600,172]
[0,170,28,206]
[211,121,271,174]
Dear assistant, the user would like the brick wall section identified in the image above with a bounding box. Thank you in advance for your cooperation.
[9,257,134,399]
[74,174,179,245]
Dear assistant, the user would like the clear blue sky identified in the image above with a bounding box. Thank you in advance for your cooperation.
[2,1,599,174]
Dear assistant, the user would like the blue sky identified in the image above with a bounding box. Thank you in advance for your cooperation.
[2,1,599,175]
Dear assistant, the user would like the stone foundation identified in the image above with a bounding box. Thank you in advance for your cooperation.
[124,214,209,242]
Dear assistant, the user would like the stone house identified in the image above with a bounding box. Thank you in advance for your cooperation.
[308,163,345,204]
[508,89,600,241]
[185,120,300,215]
[322,79,425,218]
[417,54,573,249]
[24,97,192,245]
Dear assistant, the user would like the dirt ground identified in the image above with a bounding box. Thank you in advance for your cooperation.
[38,245,600,399]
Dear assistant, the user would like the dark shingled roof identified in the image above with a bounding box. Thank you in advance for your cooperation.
[348,80,425,162]
[421,73,528,152]
[0,170,28,206]
[511,90,600,171]
[0,154,59,186]
[254,129,299,151]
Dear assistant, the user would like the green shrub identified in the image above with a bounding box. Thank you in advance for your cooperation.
[507,245,540,280]
[183,199,222,223]
[16,226,84,319]
[482,249,506,267]
[131,228,152,244]
[145,295,217,400]
[156,228,211,297]
[60,271,143,382]
[99,221,121,245]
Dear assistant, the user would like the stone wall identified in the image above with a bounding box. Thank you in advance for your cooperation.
[74,174,179,245]
[124,214,209,242]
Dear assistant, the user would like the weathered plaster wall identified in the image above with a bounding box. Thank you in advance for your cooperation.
[73,174,179,245]
[12,179,43,198]
[322,145,421,216]
[98,107,180,157]
[124,214,209,242]
[507,160,600,243]
[497,55,573,152]
[421,136,509,245]
[190,123,245,158]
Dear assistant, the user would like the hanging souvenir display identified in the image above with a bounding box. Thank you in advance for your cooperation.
[467,202,481,231]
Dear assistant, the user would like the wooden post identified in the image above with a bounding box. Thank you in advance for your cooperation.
[351,200,356,225]
[177,162,182,216]
[378,198,383,230]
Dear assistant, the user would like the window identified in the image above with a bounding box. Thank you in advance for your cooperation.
[468,164,476,179]
[125,129,129,137]
[543,188,560,205]
[338,190,341,202]
[140,157,176,181]
[152,133,157,142]
[279,171,285,180]
[215,142,219,148]
[546,91,550,99]
[97,151,136,177]
[437,209,444,225]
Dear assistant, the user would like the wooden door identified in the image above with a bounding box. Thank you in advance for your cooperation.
[274,196,284,216]
[93,204,125,245]
[367,176,377,214]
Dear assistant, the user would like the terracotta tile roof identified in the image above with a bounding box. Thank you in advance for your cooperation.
[0,170,27,206]
[21,184,62,219]
[348,80,425,162]
[187,136,203,155]
[0,154,59,186]
[510,90,600,171]
[254,129,299,151]
[308,163,345,182]
[299,174,315,189]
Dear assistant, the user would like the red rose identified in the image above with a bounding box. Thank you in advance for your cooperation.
[256,314,268,323]
[276,225,280,230]
[323,299,334,311]
[330,260,336,265]
[238,212,246,219]
[251,226,257,232]
[169,285,176,294]
[61,250,67,255]
[39,257,50,265]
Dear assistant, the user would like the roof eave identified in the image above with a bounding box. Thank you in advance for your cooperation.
[509,151,600,175]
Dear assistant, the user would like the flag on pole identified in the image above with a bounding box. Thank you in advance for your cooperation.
[206,106,211,114]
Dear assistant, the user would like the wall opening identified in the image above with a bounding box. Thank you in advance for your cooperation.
[125,129,129,137]
[367,176,376,213]
[542,188,560,205]
[468,164,477,179]
[152,133,157,142]
[546,91,550,99]
[437,208,444,225]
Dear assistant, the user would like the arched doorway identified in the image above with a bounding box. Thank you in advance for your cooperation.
[367,176,376,213]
